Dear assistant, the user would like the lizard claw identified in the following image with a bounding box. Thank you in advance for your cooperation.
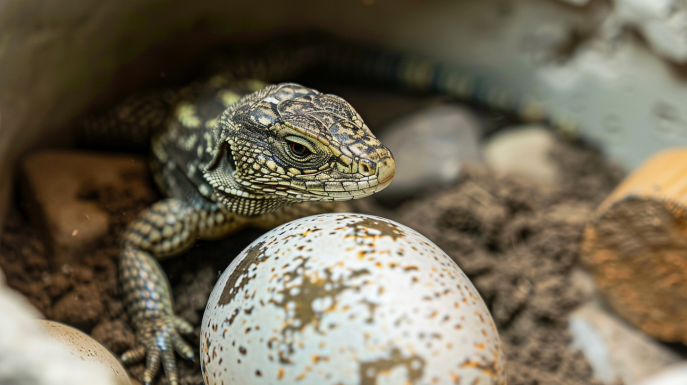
[122,316,195,385]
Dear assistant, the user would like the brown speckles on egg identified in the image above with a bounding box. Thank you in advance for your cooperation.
[359,348,425,385]
[218,241,267,306]
[201,214,506,384]
[345,216,406,240]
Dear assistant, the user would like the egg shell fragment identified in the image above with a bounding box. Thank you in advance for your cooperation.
[201,213,506,385]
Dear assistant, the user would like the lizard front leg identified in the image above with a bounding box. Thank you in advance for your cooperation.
[119,198,245,385]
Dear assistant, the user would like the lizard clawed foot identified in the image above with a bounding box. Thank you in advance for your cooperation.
[122,316,196,385]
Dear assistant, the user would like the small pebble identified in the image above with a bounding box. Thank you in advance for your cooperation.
[483,125,558,185]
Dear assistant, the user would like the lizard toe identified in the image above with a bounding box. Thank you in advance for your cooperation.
[160,345,179,385]
[121,345,146,364]
[173,315,195,336]
[172,333,196,360]
[143,346,162,385]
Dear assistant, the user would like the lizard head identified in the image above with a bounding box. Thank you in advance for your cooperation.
[205,83,395,215]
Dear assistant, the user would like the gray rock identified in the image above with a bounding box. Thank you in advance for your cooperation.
[376,104,484,198]
[483,125,559,185]
[568,280,686,384]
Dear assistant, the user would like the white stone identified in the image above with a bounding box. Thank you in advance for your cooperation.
[569,294,685,384]
[0,270,125,385]
[483,125,558,185]
[613,0,687,62]
[377,104,483,198]
[639,363,687,385]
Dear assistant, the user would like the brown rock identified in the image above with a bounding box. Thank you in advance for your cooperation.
[21,150,150,266]
[582,148,687,343]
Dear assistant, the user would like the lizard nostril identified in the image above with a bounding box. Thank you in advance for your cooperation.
[359,160,375,176]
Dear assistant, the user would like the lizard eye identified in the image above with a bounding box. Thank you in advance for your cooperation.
[287,140,312,158]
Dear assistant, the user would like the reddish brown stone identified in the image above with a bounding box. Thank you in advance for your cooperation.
[21,150,150,266]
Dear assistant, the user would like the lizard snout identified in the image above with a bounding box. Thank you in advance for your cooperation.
[374,157,396,191]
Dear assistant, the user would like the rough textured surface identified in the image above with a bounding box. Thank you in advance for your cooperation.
[20,151,153,265]
[0,172,163,384]
[202,213,506,385]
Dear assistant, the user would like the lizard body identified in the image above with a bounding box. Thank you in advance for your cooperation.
[112,76,394,385]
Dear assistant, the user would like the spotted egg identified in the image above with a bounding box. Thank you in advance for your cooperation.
[201,213,506,385]
[35,320,132,385]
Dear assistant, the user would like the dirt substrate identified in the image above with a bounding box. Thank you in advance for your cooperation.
[0,138,623,385]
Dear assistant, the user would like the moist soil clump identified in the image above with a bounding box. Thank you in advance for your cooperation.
[0,138,623,384]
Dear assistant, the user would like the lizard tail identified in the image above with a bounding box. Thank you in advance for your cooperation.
[324,43,579,136]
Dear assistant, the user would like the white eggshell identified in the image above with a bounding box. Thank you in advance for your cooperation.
[36,320,131,385]
[201,213,506,385]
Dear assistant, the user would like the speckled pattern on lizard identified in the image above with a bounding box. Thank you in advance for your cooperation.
[83,37,574,385]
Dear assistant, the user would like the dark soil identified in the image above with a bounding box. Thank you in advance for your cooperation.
[0,138,623,385]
